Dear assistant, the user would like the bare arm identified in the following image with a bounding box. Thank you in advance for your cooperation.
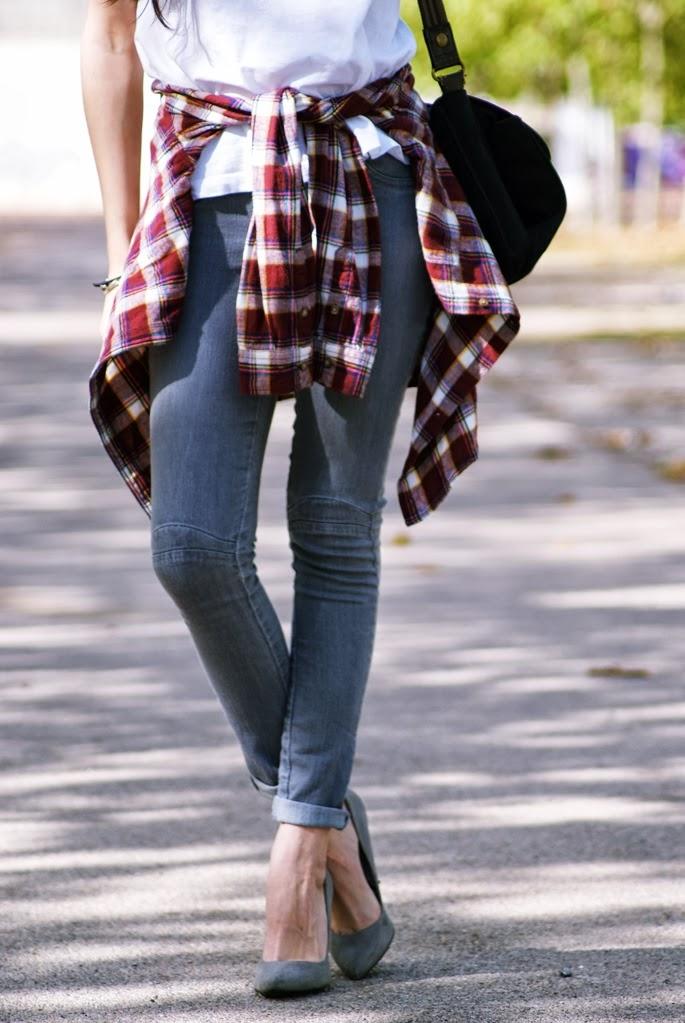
[80,0,144,277]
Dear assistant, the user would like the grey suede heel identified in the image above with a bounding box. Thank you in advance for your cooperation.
[254,871,334,997]
[330,789,395,980]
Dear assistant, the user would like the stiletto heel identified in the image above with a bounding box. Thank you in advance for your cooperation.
[254,870,334,997]
[330,789,395,980]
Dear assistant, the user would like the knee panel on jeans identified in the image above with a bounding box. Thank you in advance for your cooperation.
[151,523,256,610]
[287,495,385,598]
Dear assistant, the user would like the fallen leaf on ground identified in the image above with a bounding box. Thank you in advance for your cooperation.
[535,445,572,460]
[587,665,651,679]
[600,429,632,451]
[655,460,685,483]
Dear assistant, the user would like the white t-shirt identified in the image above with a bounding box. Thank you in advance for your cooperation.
[133,0,417,198]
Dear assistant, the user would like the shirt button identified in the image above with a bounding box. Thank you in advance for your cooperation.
[478,298,489,307]
[330,304,340,316]
[300,306,310,318]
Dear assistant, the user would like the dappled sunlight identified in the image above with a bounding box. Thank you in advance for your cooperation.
[2,479,125,512]
[366,858,685,918]
[0,584,114,616]
[378,794,682,830]
[4,853,266,922]
[402,761,685,795]
[2,321,684,1019]
[381,498,685,569]
[2,978,252,1017]
[0,620,189,647]
[533,583,685,610]
[24,929,254,967]
[469,415,577,452]
[445,861,685,923]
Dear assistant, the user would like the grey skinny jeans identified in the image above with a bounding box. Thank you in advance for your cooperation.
[148,152,436,829]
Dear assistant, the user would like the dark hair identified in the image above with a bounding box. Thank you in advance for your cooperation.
[105,0,172,29]
[149,0,171,28]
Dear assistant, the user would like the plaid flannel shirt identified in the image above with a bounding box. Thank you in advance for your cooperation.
[89,62,520,527]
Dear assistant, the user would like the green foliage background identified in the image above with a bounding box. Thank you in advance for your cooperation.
[401,0,685,128]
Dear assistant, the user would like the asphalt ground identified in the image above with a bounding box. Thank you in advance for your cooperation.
[0,219,684,1022]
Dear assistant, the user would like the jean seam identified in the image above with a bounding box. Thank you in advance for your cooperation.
[151,547,237,562]
[234,410,290,701]
[288,520,374,538]
[151,521,242,546]
[282,497,381,801]
[282,615,297,800]
[152,532,290,702]
[287,493,383,518]
[235,553,290,700]
[237,406,261,543]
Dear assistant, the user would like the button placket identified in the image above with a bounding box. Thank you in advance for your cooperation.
[325,244,360,338]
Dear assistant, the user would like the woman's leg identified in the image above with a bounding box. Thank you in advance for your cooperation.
[278,152,437,822]
[148,190,290,794]
[148,189,332,968]
[277,154,437,935]
[263,154,437,959]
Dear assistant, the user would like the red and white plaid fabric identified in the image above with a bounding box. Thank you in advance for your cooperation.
[89,62,520,526]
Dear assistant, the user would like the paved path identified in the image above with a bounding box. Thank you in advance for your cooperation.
[1,220,684,1022]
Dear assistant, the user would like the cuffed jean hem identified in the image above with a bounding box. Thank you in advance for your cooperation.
[249,773,278,798]
[250,776,349,830]
[271,795,349,830]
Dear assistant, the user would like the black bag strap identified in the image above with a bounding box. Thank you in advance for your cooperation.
[416,0,466,94]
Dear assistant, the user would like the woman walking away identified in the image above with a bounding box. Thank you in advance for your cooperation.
[80,0,520,998]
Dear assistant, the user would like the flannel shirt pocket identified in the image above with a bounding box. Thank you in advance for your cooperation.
[321,244,363,342]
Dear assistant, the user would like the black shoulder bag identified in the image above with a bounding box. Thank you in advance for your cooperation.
[417,0,567,283]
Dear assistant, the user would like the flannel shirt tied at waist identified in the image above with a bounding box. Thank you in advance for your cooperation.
[88,61,520,527]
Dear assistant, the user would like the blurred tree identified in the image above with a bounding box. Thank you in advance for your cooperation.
[402,0,685,127]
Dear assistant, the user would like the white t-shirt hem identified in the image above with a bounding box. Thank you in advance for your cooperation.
[190,114,409,200]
